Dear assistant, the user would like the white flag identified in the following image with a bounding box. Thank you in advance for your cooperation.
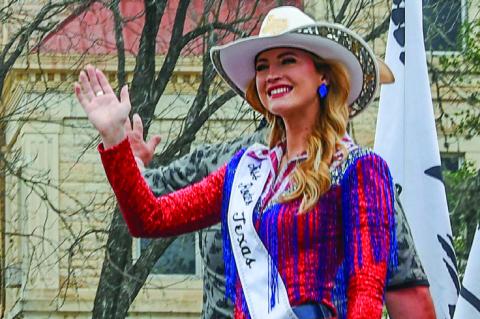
[454,225,480,319]
[374,1,459,318]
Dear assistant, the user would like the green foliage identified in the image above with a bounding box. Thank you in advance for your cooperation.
[437,9,480,281]
[438,18,480,140]
[444,162,480,279]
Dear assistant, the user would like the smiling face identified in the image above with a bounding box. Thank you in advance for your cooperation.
[255,48,327,120]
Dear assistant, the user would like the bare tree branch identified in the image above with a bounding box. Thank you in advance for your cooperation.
[364,12,391,42]
[157,89,236,164]
[335,0,352,24]
[110,0,127,90]
[0,0,93,94]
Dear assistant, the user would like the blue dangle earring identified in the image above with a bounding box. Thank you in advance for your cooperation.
[317,83,329,108]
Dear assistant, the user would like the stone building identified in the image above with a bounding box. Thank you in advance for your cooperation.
[1,0,478,318]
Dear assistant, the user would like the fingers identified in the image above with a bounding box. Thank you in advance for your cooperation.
[130,113,161,151]
[86,65,103,96]
[95,68,115,95]
[147,135,162,151]
[124,117,132,132]
[78,71,95,101]
[77,65,115,100]
[119,85,130,106]
[74,82,90,109]
[132,113,143,135]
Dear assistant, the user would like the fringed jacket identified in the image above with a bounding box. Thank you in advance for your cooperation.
[99,137,397,319]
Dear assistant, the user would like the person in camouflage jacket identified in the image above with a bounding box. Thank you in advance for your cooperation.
[127,115,435,319]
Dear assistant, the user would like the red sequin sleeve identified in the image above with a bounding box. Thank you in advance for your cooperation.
[342,154,396,319]
[98,138,225,237]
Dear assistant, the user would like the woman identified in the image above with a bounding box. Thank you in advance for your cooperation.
[75,6,396,319]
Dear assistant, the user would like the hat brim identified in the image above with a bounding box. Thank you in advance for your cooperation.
[211,23,379,118]
[377,58,395,84]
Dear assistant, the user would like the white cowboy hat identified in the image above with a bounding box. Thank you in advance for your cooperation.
[210,6,393,117]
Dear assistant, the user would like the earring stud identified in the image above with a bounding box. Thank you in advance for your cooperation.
[317,83,328,99]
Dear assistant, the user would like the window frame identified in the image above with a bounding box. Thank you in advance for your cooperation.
[423,0,467,56]
[440,151,465,172]
[133,233,203,282]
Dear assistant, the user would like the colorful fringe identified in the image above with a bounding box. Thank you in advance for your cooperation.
[340,151,398,276]
[222,147,397,319]
[221,148,246,305]
[334,149,398,319]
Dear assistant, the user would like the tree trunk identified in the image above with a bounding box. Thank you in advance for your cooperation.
[92,211,132,319]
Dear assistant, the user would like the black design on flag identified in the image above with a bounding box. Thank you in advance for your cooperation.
[450,304,456,319]
[438,234,460,294]
[391,0,405,64]
[438,234,460,318]
[459,287,480,314]
[425,165,444,184]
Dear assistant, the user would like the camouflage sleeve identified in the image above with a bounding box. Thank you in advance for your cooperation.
[143,127,268,196]
[386,186,430,290]
[141,126,268,319]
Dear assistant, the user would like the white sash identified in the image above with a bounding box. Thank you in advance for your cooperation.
[227,144,297,319]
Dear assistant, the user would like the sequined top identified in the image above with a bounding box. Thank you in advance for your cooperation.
[99,137,396,319]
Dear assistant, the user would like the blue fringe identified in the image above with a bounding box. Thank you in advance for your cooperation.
[332,262,348,319]
[340,152,398,274]
[254,202,283,311]
[242,293,250,318]
[221,148,247,304]
[365,156,398,270]
[333,150,398,318]
[222,147,398,318]
[292,206,301,302]
[341,156,362,277]
[385,167,399,278]
[265,204,282,310]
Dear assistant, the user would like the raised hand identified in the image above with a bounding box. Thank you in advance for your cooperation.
[74,65,130,148]
[124,114,162,167]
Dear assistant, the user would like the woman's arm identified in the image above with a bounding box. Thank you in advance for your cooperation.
[122,106,267,196]
[142,128,267,195]
[341,153,396,319]
[74,66,224,237]
[99,137,224,237]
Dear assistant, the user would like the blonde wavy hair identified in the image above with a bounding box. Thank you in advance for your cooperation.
[245,54,350,213]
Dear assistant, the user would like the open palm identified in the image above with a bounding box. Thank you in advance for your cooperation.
[74,65,131,148]
[125,114,162,166]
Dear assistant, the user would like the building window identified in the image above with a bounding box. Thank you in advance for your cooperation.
[137,233,200,275]
[441,152,465,172]
[423,0,464,52]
